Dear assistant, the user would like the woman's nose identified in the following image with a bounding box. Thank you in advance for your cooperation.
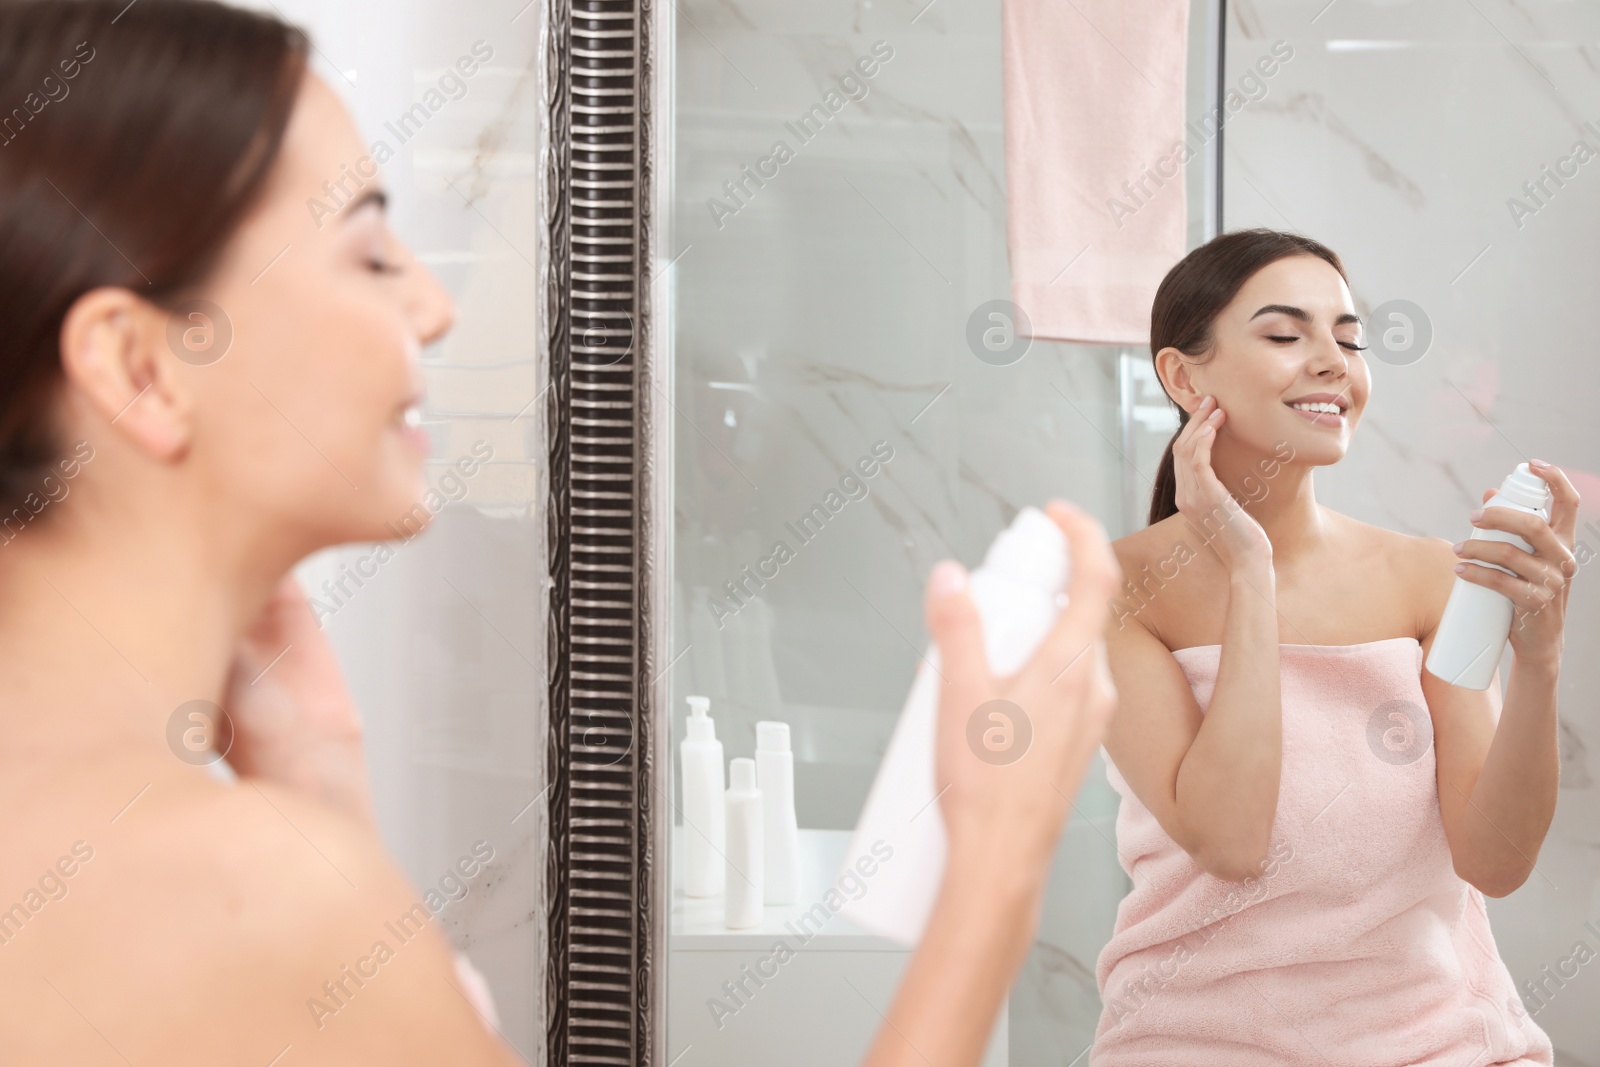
[1309,334,1348,376]
[408,257,456,348]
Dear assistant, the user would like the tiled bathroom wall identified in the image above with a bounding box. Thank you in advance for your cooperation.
[254,1,547,1058]
[1224,3,1600,1061]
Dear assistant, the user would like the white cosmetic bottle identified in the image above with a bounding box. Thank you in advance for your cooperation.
[1426,463,1553,690]
[724,757,764,929]
[680,695,725,898]
[838,506,1070,945]
[756,721,802,905]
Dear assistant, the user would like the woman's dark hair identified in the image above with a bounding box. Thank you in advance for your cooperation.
[0,0,307,516]
[1146,228,1347,525]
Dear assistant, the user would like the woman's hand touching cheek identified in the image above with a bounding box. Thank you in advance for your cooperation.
[222,574,375,824]
[1172,396,1273,572]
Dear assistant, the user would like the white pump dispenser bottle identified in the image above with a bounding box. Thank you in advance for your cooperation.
[680,695,725,898]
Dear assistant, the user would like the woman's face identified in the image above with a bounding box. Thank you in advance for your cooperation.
[177,71,454,549]
[1166,254,1368,466]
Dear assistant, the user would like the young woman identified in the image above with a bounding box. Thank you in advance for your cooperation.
[1092,229,1577,1064]
[0,2,1120,1064]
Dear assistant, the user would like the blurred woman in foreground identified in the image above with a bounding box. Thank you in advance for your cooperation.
[0,2,1120,1064]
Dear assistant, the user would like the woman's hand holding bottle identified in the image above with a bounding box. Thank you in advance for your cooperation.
[1454,460,1580,671]
[927,500,1122,871]
[861,501,1120,1067]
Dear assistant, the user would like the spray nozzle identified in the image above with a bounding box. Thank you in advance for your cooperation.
[1494,463,1553,514]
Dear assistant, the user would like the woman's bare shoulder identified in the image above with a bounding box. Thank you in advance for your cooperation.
[1325,509,1457,635]
[1109,513,1204,583]
[0,762,512,1065]
[1109,513,1226,647]
[1328,510,1455,577]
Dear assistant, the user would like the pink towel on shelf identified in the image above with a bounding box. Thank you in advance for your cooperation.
[1002,0,1189,346]
[1092,638,1553,1066]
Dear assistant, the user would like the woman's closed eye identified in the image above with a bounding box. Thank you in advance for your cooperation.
[1266,333,1368,352]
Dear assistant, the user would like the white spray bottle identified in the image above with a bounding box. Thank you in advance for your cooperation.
[680,695,725,898]
[837,506,1070,945]
[1426,463,1552,690]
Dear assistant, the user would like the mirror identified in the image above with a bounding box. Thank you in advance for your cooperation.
[545,0,1598,1062]
[661,1,1211,1063]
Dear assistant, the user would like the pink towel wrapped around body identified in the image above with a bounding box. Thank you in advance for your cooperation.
[1092,637,1553,1065]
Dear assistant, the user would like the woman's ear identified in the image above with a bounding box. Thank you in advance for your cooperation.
[1153,346,1203,416]
[58,287,193,461]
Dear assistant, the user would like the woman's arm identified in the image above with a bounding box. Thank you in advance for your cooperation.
[861,501,1119,1067]
[1423,461,1578,897]
[1104,396,1284,881]
[1173,558,1282,878]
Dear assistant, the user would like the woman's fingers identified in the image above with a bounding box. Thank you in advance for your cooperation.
[924,560,991,696]
[1455,560,1561,612]
[1026,501,1121,688]
[1529,461,1581,545]
[1184,401,1218,451]
[1192,407,1220,468]
[1172,397,1213,461]
[1455,539,1565,593]
[1470,507,1576,576]
[1180,408,1237,524]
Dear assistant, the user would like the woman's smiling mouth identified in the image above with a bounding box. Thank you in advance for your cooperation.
[1285,393,1348,427]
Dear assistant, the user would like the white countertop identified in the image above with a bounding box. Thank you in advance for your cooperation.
[670,826,910,952]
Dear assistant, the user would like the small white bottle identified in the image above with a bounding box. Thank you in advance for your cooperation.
[838,506,1070,946]
[1426,463,1553,691]
[724,757,764,929]
[755,721,801,905]
[680,696,725,898]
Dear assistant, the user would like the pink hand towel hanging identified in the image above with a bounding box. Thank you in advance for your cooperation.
[1002,0,1190,346]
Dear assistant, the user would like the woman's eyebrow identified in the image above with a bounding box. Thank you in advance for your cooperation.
[1249,304,1362,327]
[340,188,389,220]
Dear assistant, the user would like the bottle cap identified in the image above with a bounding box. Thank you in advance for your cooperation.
[729,757,757,792]
[1495,463,1552,513]
[982,505,1071,593]
[755,721,790,752]
[686,695,715,742]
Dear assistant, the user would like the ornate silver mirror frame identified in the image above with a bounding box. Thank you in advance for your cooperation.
[543,0,668,1062]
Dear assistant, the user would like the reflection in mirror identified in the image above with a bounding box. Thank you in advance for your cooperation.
[659,1,1597,1065]
[664,0,1206,1063]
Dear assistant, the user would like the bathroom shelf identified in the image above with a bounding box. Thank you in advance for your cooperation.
[669,826,903,951]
